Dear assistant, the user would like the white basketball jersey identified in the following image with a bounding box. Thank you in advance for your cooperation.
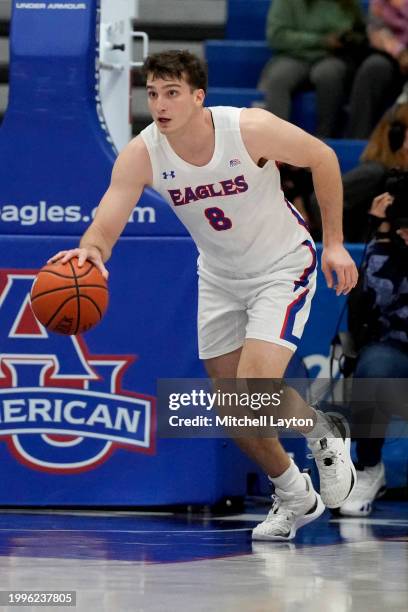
[140,106,310,277]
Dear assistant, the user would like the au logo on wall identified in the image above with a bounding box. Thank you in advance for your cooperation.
[0,269,155,473]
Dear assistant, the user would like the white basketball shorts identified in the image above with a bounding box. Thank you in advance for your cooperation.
[197,240,317,360]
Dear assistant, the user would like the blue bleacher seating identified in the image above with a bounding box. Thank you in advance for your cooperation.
[205,40,271,88]
[325,139,367,174]
[205,87,264,108]
[205,39,318,133]
[291,92,317,134]
[206,86,318,136]
[226,0,270,41]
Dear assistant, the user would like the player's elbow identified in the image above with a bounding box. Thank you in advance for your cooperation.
[309,140,340,173]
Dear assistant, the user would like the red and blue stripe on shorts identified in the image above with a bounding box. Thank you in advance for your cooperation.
[280,239,317,347]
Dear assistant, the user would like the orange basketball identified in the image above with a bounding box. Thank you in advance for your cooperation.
[30,258,109,335]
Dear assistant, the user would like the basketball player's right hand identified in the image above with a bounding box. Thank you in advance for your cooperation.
[47,247,109,280]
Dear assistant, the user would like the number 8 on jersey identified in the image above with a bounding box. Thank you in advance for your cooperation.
[204,207,232,231]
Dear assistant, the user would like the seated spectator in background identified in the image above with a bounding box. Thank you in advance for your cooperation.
[346,0,408,138]
[309,101,408,241]
[338,196,408,516]
[258,0,366,137]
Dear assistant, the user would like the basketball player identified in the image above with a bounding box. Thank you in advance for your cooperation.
[49,50,358,541]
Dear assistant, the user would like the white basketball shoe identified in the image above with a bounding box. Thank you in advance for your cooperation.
[252,473,325,541]
[339,462,386,517]
[308,412,356,509]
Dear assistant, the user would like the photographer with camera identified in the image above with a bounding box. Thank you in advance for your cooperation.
[309,101,408,241]
[338,174,408,516]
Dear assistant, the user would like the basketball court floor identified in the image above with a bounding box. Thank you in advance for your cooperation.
[0,501,407,611]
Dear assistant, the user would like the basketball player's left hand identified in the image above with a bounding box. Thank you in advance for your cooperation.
[321,244,358,296]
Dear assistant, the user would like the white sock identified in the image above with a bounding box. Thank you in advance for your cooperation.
[270,458,307,494]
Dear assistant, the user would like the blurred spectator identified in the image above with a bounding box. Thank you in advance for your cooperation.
[309,102,408,241]
[346,0,408,138]
[338,197,408,516]
[258,0,366,137]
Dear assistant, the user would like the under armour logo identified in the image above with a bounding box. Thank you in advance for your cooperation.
[162,170,176,179]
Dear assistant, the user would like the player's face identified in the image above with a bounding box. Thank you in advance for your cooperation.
[146,74,204,133]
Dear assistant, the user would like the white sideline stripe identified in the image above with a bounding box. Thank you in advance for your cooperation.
[219,514,408,526]
[213,514,269,521]
[0,527,251,534]
[0,510,174,517]
[331,518,408,527]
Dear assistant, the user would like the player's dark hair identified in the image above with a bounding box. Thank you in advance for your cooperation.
[142,50,208,93]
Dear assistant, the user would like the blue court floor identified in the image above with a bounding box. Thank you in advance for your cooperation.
[0,501,407,611]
